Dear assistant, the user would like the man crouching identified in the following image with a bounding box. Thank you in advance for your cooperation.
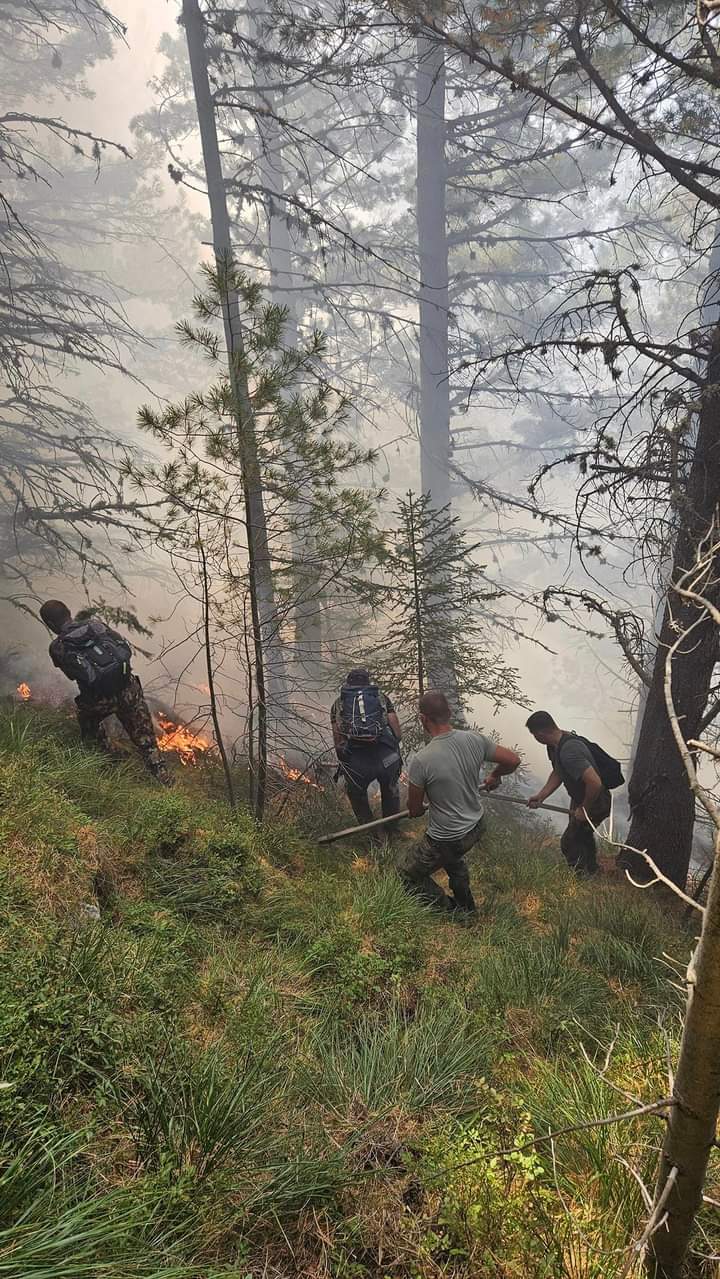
[397,691,520,914]
[40,600,171,785]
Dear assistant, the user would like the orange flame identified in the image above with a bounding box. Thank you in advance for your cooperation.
[17,682,31,701]
[277,756,321,789]
[155,711,214,766]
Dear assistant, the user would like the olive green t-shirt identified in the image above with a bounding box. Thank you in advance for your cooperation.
[408,729,497,840]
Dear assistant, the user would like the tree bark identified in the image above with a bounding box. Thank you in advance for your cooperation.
[625,330,720,888]
[416,14,468,714]
[417,8,450,513]
[406,490,426,696]
[247,1,323,683]
[197,526,237,810]
[647,834,720,1277]
[182,0,289,817]
[628,233,720,780]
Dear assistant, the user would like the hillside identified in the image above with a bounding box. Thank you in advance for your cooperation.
[1,702,718,1279]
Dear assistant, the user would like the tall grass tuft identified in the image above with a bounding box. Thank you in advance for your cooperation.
[299,998,495,1116]
[0,1128,189,1277]
[116,1034,283,1178]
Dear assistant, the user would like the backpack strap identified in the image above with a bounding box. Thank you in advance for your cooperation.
[553,732,577,768]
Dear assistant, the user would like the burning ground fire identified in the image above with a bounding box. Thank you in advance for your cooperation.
[276,756,321,789]
[12,685,322,788]
[155,711,215,766]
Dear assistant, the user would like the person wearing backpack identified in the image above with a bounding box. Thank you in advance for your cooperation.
[330,667,403,837]
[525,710,624,875]
[39,600,171,785]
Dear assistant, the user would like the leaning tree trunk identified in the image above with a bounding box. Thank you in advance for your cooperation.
[647,831,720,1277]
[417,6,450,516]
[183,0,288,818]
[625,330,720,888]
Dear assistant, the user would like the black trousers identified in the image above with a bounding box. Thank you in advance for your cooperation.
[340,741,401,831]
[560,790,611,874]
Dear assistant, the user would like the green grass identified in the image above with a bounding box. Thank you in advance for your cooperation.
[0,700,714,1278]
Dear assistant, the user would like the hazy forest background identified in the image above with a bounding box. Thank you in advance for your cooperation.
[0,2,665,774]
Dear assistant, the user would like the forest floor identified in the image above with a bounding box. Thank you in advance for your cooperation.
[1,699,718,1279]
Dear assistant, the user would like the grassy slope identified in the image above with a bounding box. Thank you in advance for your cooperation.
[0,702,718,1279]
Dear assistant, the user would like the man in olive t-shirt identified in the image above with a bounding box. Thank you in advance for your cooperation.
[525,710,610,875]
[398,691,520,913]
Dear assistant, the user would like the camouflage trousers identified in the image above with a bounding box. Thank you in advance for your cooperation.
[397,818,484,913]
[75,675,170,784]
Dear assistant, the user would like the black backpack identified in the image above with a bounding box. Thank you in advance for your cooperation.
[339,683,387,745]
[554,733,625,790]
[57,619,132,695]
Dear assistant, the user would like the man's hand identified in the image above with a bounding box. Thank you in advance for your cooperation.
[527,793,543,809]
[571,805,587,823]
[483,770,502,792]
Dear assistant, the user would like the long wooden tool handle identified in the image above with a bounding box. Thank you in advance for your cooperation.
[489,793,569,815]
[317,791,569,846]
[318,808,411,844]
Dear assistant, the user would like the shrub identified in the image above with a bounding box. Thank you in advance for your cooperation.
[414,1089,561,1277]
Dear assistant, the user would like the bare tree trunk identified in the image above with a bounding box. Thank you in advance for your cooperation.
[416,14,467,715]
[197,527,237,810]
[183,0,287,818]
[647,846,720,1276]
[417,9,450,514]
[625,331,720,888]
[245,0,323,688]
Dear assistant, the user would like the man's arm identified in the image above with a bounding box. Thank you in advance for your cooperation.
[407,780,426,818]
[48,638,68,674]
[527,769,563,809]
[483,744,521,792]
[330,701,347,757]
[574,765,603,821]
[387,711,402,741]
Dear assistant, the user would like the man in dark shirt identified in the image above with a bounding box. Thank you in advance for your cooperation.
[330,667,402,836]
[525,710,610,875]
[40,599,170,785]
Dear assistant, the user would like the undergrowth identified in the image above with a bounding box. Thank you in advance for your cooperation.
[0,701,717,1278]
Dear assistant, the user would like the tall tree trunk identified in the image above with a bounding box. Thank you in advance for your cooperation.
[247,1,323,683]
[416,13,467,713]
[406,490,426,696]
[417,10,450,513]
[625,330,720,887]
[197,525,237,810]
[647,833,720,1277]
[183,0,287,818]
[628,233,720,781]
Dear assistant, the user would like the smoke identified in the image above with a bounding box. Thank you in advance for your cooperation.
[0,0,649,792]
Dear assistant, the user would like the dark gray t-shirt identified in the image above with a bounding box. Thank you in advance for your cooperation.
[550,735,596,802]
[408,729,497,839]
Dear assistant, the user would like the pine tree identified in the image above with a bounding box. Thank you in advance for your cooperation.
[132,265,379,818]
[365,491,522,718]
